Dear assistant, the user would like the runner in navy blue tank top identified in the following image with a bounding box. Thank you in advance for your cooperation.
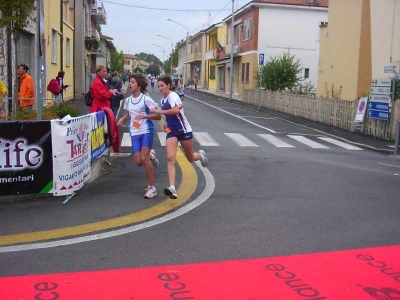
[155,76,208,199]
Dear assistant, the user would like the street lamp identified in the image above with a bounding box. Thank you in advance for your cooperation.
[156,33,174,76]
[152,43,165,64]
[166,18,189,85]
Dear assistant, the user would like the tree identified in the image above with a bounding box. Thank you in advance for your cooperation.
[135,52,163,66]
[146,64,160,77]
[0,0,35,119]
[133,67,143,73]
[255,52,302,92]
[111,50,124,74]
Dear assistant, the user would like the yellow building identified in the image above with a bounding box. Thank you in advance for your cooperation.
[317,0,400,100]
[44,0,75,101]
[205,23,227,92]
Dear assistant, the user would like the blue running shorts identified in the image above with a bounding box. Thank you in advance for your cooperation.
[166,131,193,141]
[131,133,154,154]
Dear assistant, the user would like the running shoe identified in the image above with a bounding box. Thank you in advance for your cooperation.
[164,186,178,199]
[144,186,157,199]
[199,150,208,168]
[150,149,159,167]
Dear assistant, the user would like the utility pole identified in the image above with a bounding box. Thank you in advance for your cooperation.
[229,0,235,102]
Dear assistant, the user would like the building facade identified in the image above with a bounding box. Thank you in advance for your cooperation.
[124,54,140,73]
[317,0,399,100]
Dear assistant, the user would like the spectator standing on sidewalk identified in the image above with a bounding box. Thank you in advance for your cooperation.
[17,64,35,110]
[0,79,8,118]
[176,75,185,100]
[117,73,161,199]
[155,75,208,199]
[194,76,199,93]
[56,71,69,102]
[108,71,124,117]
[89,65,117,113]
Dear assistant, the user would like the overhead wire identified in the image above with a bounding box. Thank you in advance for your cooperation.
[101,0,232,12]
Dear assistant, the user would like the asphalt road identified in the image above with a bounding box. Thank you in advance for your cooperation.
[0,88,399,298]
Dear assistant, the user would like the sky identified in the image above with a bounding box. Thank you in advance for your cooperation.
[101,0,249,62]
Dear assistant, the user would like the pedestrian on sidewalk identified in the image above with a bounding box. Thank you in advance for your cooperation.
[194,76,199,93]
[117,73,161,199]
[150,75,155,92]
[155,75,208,199]
[56,71,69,102]
[176,75,185,100]
[17,64,35,111]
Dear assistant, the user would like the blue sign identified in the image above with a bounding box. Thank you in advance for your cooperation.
[369,109,390,120]
[194,66,200,73]
[369,102,389,112]
[259,53,264,65]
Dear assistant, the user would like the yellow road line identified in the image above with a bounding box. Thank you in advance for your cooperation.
[0,148,197,246]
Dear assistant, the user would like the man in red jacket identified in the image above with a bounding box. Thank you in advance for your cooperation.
[89,65,117,113]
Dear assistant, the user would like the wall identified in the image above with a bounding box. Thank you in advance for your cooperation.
[259,5,328,91]
[370,0,400,79]
[317,0,362,100]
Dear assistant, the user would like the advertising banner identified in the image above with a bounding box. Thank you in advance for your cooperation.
[0,121,53,196]
[51,115,92,196]
[91,111,107,161]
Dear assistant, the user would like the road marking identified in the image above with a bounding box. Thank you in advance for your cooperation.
[157,132,167,146]
[240,116,275,119]
[186,95,277,133]
[121,132,131,147]
[257,134,295,148]
[318,137,363,150]
[288,135,330,149]
[194,132,220,146]
[0,148,215,251]
[224,133,259,147]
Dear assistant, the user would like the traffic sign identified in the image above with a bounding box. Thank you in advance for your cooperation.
[384,66,396,73]
[370,86,391,95]
[368,110,389,120]
[369,94,391,103]
[369,102,389,111]
[354,97,368,122]
[194,66,200,73]
[259,53,264,66]
[371,78,391,87]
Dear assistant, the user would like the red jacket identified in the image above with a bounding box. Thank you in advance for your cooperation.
[89,75,113,113]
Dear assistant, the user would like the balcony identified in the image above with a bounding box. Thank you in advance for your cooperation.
[91,2,107,25]
[205,50,218,60]
[186,52,202,63]
[87,43,106,57]
[225,44,241,56]
[85,28,100,42]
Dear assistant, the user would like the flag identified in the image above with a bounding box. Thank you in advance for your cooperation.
[216,40,224,56]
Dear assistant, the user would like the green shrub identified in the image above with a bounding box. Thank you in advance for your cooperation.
[46,101,80,118]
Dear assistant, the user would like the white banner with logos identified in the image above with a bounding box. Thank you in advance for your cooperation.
[51,114,92,196]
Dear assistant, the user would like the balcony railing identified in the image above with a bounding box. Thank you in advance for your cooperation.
[91,2,107,25]
[205,50,218,60]
[186,52,202,62]
[85,28,100,42]
[225,44,241,56]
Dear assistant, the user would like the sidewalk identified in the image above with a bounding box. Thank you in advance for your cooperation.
[193,88,396,154]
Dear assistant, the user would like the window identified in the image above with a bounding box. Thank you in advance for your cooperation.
[210,65,216,79]
[51,29,58,63]
[304,68,310,79]
[234,24,241,44]
[241,62,250,83]
[63,3,68,22]
[66,38,71,66]
[243,18,253,41]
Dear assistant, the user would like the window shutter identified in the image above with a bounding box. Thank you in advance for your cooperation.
[241,63,245,82]
[246,63,250,82]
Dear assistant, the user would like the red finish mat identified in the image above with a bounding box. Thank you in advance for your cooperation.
[1,245,399,299]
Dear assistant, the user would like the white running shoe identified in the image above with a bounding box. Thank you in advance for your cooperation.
[199,150,208,168]
[150,149,159,167]
[164,186,178,199]
[144,186,157,199]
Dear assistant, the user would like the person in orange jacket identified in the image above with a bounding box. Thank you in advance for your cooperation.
[17,64,35,110]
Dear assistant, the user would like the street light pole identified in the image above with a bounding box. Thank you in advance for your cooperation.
[156,34,174,76]
[229,0,235,102]
[166,18,189,86]
[152,43,165,71]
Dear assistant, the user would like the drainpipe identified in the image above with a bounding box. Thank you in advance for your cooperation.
[60,0,64,71]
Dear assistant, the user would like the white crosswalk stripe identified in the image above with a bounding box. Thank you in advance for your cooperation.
[224,133,259,147]
[257,134,295,148]
[194,132,220,146]
[317,137,363,150]
[121,133,131,147]
[120,131,362,151]
[288,135,330,149]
